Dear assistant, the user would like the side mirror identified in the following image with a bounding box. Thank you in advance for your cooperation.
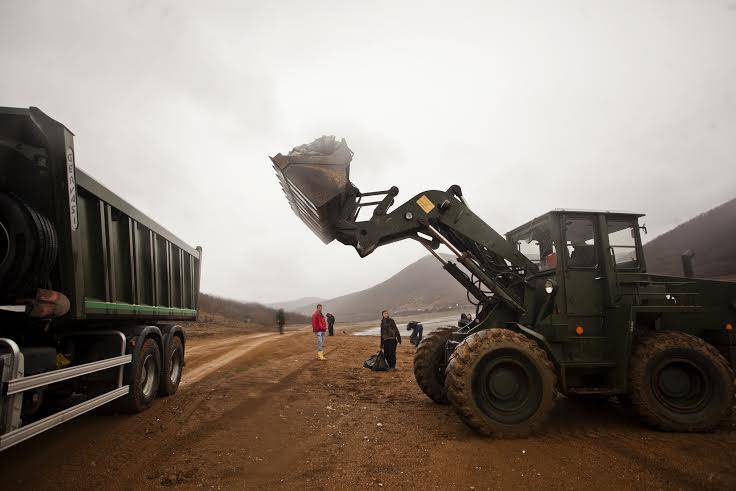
[639,224,648,235]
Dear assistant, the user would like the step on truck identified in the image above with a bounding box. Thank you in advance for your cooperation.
[0,107,202,451]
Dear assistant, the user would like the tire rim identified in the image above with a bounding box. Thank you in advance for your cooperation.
[472,348,543,424]
[0,220,9,268]
[169,348,182,384]
[651,357,711,414]
[141,354,157,398]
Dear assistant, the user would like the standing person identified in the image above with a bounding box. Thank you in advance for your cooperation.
[276,308,286,335]
[326,312,335,336]
[312,304,327,360]
[380,310,401,370]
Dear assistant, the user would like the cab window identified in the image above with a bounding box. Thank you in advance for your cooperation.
[564,217,596,268]
[513,218,557,271]
[607,220,639,269]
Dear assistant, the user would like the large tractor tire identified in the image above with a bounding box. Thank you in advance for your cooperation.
[0,192,57,300]
[445,328,557,437]
[628,331,734,432]
[116,338,162,413]
[413,326,456,404]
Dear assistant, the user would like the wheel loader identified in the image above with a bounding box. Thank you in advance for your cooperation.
[270,136,736,437]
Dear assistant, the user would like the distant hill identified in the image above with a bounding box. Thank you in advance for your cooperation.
[294,254,475,321]
[198,293,309,326]
[644,197,736,279]
[267,296,324,312]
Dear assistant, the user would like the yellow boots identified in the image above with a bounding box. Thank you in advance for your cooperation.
[316,351,326,360]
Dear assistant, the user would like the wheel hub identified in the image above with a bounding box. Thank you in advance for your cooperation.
[472,349,542,424]
[141,354,156,397]
[170,348,181,383]
[653,358,709,413]
[658,366,691,398]
[488,367,520,400]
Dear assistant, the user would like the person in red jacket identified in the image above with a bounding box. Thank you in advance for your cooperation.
[312,304,327,360]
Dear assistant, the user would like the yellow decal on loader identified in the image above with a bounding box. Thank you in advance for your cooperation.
[416,195,435,214]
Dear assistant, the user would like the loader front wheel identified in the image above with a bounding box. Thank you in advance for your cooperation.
[413,327,456,404]
[445,329,557,437]
[628,331,734,432]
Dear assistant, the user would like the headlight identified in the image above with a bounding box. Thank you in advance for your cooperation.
[544,279,557,294]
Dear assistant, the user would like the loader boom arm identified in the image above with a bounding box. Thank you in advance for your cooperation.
[270,138,536,316]
[332,186,536,313]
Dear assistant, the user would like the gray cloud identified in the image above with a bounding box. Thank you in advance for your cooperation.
[2,0,735,304]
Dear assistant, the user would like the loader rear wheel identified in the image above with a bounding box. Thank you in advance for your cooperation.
[445,329,557,437]
[628,331,734,432]
[413,327,456,404]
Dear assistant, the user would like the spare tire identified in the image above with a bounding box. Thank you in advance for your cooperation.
[0,192,57,301]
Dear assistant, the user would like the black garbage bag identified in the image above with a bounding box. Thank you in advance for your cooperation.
[363,350,389,371]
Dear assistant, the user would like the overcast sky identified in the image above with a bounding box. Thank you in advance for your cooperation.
[2,1,735,304]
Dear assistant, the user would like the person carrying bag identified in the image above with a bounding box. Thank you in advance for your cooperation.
[379,309,401,370]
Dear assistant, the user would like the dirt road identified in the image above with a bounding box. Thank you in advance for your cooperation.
[1,329,734,489]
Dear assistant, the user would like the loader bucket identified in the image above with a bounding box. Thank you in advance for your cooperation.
[270,136,354,244]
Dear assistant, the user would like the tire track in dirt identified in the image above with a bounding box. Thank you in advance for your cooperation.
[121,337,333,487]
[181,331,300,386]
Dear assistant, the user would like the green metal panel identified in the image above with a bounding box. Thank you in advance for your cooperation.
[84,300,196,318]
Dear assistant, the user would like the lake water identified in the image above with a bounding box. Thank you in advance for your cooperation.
[352,312,465,336]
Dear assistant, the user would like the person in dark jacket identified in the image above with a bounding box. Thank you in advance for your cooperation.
[406,321,423,346]
[326,312,335,336]
[276,308,286,335]
[458,313,470,328]
[380,310,401,370]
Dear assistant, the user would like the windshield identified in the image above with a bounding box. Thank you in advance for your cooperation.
[509,217,557,271]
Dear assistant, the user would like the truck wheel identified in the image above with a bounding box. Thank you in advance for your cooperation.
[413,327,456,404]
[158,335,184,396]
[445,328,557,437]
[628,331,734,432]
[117,338,162,413]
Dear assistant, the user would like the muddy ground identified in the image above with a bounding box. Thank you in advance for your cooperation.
[1,326,735,490]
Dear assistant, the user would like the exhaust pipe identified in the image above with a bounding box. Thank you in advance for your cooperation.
[681,249,695,278]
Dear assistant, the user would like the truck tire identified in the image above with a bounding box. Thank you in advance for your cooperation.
[445,328,557,437]
[117,338,162,413]
[413,326,456,404]
[0,192,57,300]
[628,331,734,432]
[158,335,184,396]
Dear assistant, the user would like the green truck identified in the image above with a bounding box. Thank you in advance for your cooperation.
[0,107,202,451]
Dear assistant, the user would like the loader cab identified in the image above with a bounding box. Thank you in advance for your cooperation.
[508,209,646,305]
[508,209,645,357]
[507,209,646,393]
